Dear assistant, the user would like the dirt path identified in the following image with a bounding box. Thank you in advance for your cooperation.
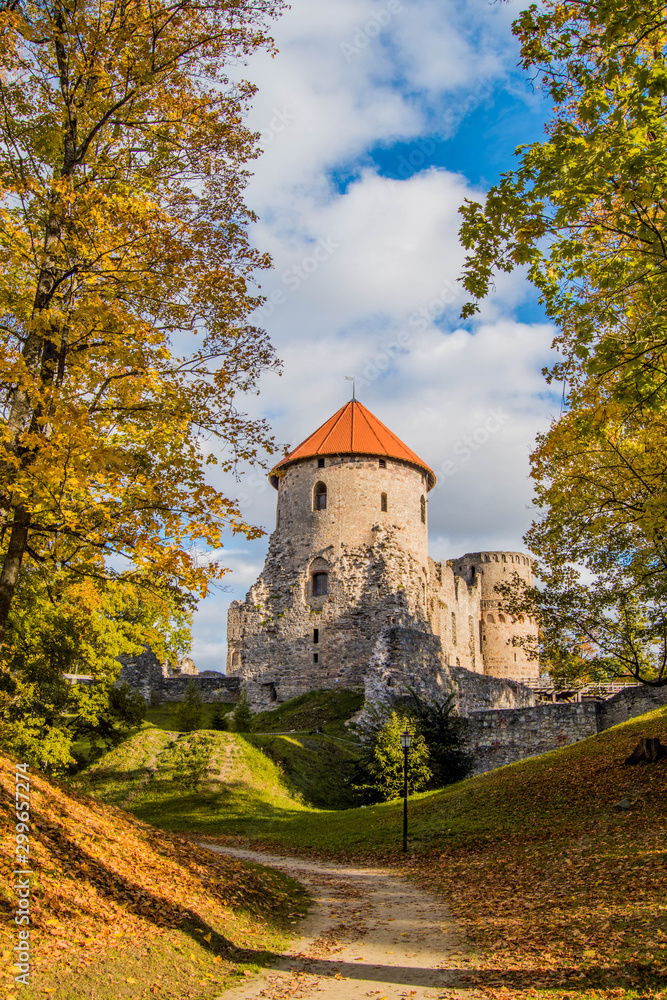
[200,845,480,1000]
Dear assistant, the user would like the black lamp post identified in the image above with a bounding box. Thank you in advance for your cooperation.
[400,729,412,852]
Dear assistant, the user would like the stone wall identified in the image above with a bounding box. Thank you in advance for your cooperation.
[462,683,667,775]
[360,627,536,722]
[465,702,600,774]
[598,683,667,730]
[117,648,240,704]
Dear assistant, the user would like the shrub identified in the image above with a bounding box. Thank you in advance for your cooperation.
[174,680,203,733]
[231,690,253,733]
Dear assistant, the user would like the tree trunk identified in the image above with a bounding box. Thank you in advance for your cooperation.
[0,505,30,637]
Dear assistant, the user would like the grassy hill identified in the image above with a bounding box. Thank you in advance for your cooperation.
[0,752,308,1000]
[77,691,667,998]
[79,687,365,814]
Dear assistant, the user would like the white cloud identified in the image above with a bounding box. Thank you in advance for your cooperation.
[188,0,555,671]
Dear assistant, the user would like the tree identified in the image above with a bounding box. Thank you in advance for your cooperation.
[210,704,229,731]
[458,0,667,685]
[0,0,285,649]
[175,680,203,733]
[354,708,432,803]
[0,567,180,770]
[231,690,253,733]
[407,690,473,786]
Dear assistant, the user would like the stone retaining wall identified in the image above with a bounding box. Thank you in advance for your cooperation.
[465,702,600,774]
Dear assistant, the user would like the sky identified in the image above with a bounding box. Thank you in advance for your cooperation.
[189,0,560,673]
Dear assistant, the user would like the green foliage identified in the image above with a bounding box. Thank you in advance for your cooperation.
[354,709,432,803]
[109,684,148,729]
[232,690,254,733]
[174,681,203,733]
[407,689,474,786]
[459,0,667,686]
[210,704,230,731]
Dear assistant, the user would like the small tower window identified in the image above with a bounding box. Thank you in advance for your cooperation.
[486,613,495,623]
[313,652,319,663]
[379,458,386,468]
[318,457,325,468]
[420,495,426,523]
[451,612,457,645]
[314,482,327,510]
[313,628,319,644]
[498,613,506,623]
[381,492,388,512]
[312,572,328,597]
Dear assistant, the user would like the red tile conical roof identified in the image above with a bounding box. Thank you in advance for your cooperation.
[269,400,435,489]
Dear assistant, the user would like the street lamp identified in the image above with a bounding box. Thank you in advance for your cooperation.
[400,730,412,852]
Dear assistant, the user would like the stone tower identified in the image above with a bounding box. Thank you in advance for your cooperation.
[449,551,538,682]
[226,400,437,700]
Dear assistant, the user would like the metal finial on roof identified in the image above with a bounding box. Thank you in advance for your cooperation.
[345,375,356,400]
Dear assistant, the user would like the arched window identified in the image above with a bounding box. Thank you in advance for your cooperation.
[420,495,426,523]
[498,613,506,623]
[486,613,495,623]
[314,481,327,510]
[381,492,388,512]
[312,572,328,597]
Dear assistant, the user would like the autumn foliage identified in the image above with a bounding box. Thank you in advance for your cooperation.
[0,753,307,997]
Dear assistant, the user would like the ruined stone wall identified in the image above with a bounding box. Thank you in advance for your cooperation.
[598,684,667,730]
[361,627,536,721]
[117,648,240,704]
[465,702,600,774]
[427,559,482,673]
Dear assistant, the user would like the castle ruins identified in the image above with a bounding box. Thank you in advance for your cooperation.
[226,399,540,711]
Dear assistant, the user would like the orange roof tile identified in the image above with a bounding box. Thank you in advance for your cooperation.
[270,400,436,489]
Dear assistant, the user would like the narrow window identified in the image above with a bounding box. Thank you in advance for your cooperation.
[380,492,388,512]
[514,652,517,662]
[313,572,328,597]
[314,481,327,510]
[313,628,319,644]
[451,612,457,645]
[379,458,386,468]
[313,652,319,663]
[318,457,325,468]
[420,495,426,524]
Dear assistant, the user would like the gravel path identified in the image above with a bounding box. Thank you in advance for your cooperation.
[200,844,481,1000]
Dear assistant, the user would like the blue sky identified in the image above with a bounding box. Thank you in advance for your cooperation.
[189,0,561,672]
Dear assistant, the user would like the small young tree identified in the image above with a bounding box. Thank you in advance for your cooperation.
[210,704,229,731]
[175,681,203,733]
[231,691,253,733]
[355,710,431,803]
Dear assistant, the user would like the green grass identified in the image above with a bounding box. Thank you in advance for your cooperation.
[145,700,235,732]
[252,687,364,738]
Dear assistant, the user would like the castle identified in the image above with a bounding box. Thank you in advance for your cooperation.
[116,399,667,773]
[227,399,539,706]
